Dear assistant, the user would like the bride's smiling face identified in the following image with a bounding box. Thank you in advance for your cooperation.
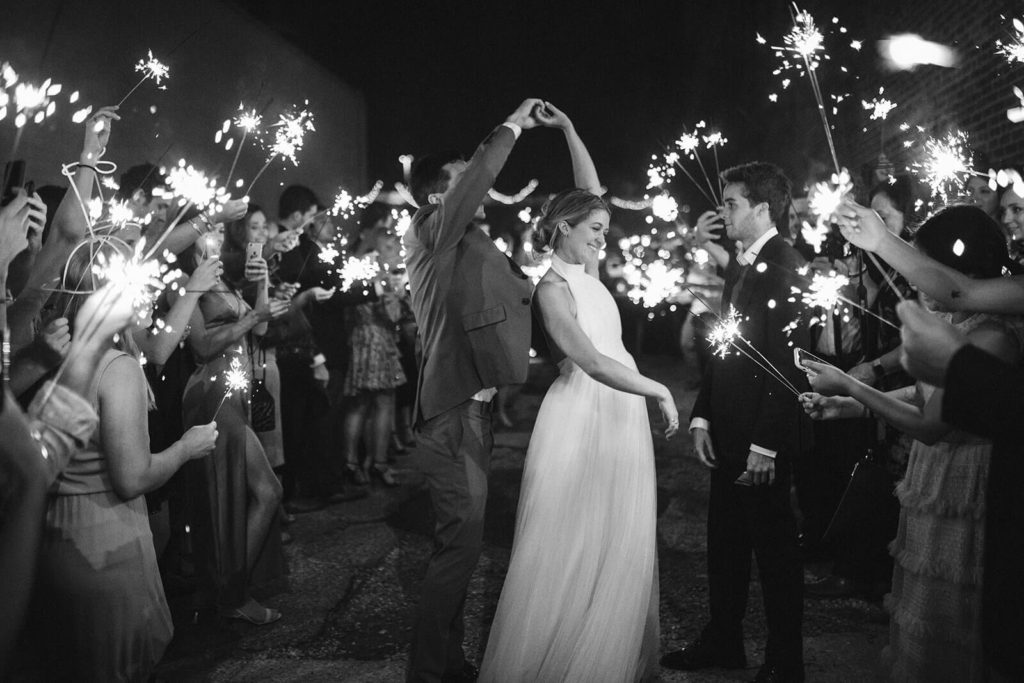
[556,209,609,266]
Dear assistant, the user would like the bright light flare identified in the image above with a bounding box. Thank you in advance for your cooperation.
[391,208,412,238]
[879,34,957,70]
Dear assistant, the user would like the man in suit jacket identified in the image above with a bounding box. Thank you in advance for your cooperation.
[663,162,810,683]
[403,98,550,683]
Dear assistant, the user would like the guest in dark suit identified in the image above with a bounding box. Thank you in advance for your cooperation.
[403,98,549,683]
[838,197,1024,681]
[663,162,810,683]
[277,186,374,506]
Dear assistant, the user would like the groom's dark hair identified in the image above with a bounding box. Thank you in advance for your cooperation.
[410,150,464,206]
[721,162,792,228]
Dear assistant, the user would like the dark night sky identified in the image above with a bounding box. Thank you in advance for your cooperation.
[235,0,904,208]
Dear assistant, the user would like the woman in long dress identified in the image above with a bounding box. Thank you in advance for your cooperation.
[479,104,679,683]
[178,228,288,624]
[33,241,219,681]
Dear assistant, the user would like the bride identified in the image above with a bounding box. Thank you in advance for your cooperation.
[478,104,679,682]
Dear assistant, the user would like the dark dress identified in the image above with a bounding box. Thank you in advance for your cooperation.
[182,288,282,607]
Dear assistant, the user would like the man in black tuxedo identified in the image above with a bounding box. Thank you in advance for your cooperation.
[836,197,1024,681]
[663,162,810,683]
[403,99,550,683]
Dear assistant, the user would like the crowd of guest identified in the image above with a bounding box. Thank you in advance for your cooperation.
[0,105,427,681]
[3,87,1024,682]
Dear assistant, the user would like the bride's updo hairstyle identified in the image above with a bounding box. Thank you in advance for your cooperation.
[532,189,609,253]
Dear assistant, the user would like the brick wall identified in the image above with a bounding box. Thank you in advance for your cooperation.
[840,0,1024,176]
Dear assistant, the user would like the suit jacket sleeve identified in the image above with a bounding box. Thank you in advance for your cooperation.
[749,245,810,453]
[691,359,713,423]
[942,343,1024,443]
[415,125,516,253]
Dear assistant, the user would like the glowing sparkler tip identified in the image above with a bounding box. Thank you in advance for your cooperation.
[134,50,169,84]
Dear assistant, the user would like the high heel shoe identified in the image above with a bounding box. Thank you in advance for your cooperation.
[345,462,369,486]
[367,463,399,487]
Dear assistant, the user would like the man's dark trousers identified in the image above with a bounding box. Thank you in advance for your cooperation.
[407,399,493,683]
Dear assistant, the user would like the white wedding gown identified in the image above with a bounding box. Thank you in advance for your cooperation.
[479,254,660,682]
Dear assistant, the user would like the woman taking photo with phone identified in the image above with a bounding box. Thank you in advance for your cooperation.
[177,219,289,624]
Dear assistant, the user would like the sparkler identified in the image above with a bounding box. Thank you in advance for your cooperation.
[910,129,976,205]
[624,259,685,308]
[708,306,744,359]
[225,104,263,187]
[651,193,679,222]
[997,17,1024,65]
[117,50,169,107]
[761,4,858,175]
[244,106,315,196]
[214,355,249,418]
[338,255,381,292]
[690,293,802,396]
[391,208,412,238]
[648,121,728,206]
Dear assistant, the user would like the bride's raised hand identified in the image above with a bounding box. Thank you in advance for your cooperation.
[658,388,679,439]
[535,101,572,131]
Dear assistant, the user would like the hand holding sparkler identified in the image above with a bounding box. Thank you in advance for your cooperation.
[801,359,855,397]
[270,229,300,254]
[79,106,120,165]
[208,198,247,225]
[185,257,223,293]
[117,51,169,107]
[799,392,849,420]
[38,317,71,359]
[178,422,218,460]
[834,198,889,251]
[251,297,290,323]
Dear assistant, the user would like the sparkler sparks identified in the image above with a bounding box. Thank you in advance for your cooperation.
[338,255,380,291]
[648,120,728,205]
[214,354,250,418]
[135,51,170,85]
[624,259,685,308]
[862,88,897,120]
[997,18,1024,64]
[268,107,315,166]
[165,159,227,211]
[651,193,679,222]
[391,208,412,238]
[234,108,262,133]
[911,130,975,204]
[708,306,744,359]
[90,242,174,322]
[318,243,340,264]
[799,271,850,311]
